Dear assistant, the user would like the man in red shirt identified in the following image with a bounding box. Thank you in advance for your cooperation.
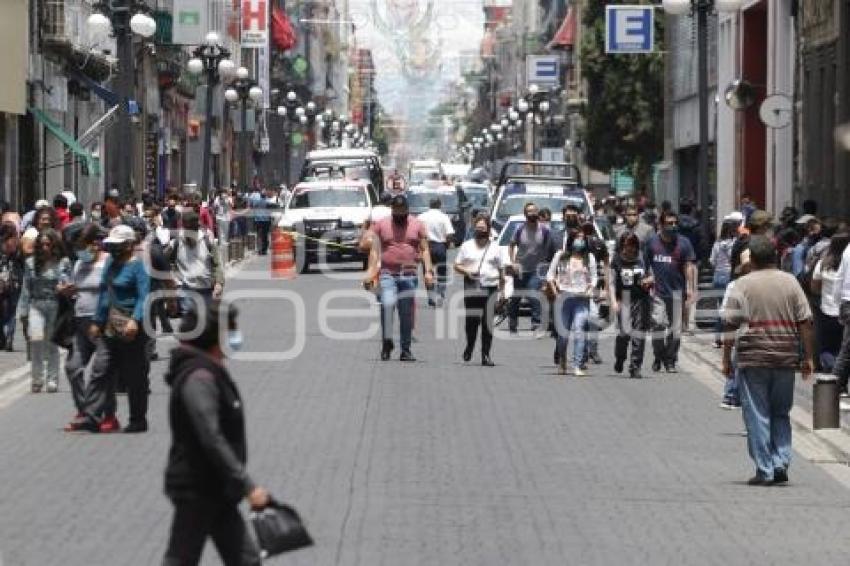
[364,195,434,361]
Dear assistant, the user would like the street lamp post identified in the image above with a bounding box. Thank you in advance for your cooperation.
[225,68,262,190]
[663,0,744,214]
[87,1,156,199]
[276,90,319,186]
[187,32,235,198]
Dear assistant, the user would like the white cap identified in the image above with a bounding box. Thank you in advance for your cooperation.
[724,211,744,222]
[796,214,817,225]
[35,199,49,209]
[103,225,136,244]
[60,191,77,205]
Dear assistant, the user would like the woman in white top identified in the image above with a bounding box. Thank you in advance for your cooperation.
[454,215,503,367]
[546,233,597,375]
[811,232,849,373]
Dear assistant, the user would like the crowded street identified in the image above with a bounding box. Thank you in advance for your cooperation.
[1,0,850,563]
[2,254,850,565]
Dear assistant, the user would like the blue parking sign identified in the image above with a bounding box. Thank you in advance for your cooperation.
[605,5,654,54]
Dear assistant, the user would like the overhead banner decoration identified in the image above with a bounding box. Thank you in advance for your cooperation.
[605,5,654,54]
[271,6,297,51]
[172,0,207,45]
[241,0,268,49]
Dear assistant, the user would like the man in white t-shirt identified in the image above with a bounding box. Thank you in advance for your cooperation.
[418,197,455,306]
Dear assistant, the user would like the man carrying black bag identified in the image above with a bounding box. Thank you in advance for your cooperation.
[162,300,268,566]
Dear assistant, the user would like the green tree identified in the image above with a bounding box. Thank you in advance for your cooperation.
[580,0,664,187]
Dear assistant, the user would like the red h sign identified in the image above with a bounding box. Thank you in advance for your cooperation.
[241,0,268,47]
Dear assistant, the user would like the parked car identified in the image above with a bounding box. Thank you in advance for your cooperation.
[277,180,378,272]
[301,148,384,193]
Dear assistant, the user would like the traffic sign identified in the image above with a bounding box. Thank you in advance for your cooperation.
[241,0,268,49]
[605,5,654,54]
[526,55,560,86]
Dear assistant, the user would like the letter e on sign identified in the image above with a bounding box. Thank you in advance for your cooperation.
[605,5,654,54]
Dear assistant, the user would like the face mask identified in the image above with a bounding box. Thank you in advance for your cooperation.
[663,225,679,237]
[228,330,244,351]
[572,240,587,253]
[474,229,489,240]
[392,213,408,225]
[109,248,125,259]
[525,214,538,223]
[90,210,102,220]
[77,249,94,263]
[566,215,578,227]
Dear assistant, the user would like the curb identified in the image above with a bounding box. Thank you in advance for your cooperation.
[680,340,850,465]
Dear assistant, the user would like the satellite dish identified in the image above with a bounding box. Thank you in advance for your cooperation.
[759,94,793,129]
[725,79,757,110]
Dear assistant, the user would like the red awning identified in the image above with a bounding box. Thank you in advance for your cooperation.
[548,7,576,50]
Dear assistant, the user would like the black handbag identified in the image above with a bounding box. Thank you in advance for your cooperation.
[250,498,313,558]
[51,294,75,349]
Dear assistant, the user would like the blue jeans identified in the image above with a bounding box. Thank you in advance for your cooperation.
[379,273,418,353]
[555,296,589,369]
[738,367,795,480]
[723,349,741,404]
[508,272,542,330]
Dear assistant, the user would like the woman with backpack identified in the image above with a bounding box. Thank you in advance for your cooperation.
[545,232,597,376]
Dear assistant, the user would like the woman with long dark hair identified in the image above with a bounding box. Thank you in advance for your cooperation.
[454,215,503,366]
[0,222,23,351]
[546,231,597,376]
[18,228,70,392]
[812,232,850,374]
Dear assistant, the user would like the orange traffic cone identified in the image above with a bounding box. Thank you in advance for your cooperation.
[271,228,296,279]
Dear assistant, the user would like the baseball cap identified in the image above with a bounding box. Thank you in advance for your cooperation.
[390,195,408,207]
[103,224,136,244]
[35,199,49,209]
[795,213,817,225]
[747,210,773,229]
[724,211,744,223]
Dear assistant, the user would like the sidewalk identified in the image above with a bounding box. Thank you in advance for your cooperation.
[680,330,850,465]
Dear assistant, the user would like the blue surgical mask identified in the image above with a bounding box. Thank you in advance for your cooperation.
[571,240,587,253]
[228,330,244,351]
[77,249,94,263]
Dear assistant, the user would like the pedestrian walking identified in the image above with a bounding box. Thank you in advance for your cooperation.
[610,233,652,379]
[546,232,597,376]
[645,210,696,373]
[83,225,151,433]
[166,210,224,315]
[454,215,503,366]
[162,300,268,566]
[18,229,70,393]
[710,215,739,347]
[811,233,849,372]
[60,224,110,430]
[251,188,272,255]
[0,223,23,351]
[418,197,455,307]
[363,195,434,362]
[507,203,553,334]
[581,221,609,366]
[722,235,814,485]
[614,204,655,249]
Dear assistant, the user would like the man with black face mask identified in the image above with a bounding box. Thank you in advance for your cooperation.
[644,210,696,373]
[507,203,554,334]
[364,195,435,361]
[166,210,224,316]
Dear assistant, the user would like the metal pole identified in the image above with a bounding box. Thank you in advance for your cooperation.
[201,66,215,198]
[240,97,248,189]
[697,2,710,217]
[283,120,290,186]
[115,5,134,199]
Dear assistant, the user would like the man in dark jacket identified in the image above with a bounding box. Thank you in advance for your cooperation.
[162,301,268,566]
